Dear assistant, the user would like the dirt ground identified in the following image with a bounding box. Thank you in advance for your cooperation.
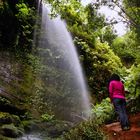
[103,113,140,140]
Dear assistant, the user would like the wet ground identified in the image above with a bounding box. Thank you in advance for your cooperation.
[103,113,140,140]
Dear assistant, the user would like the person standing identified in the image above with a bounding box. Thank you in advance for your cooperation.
[109,74,130,131]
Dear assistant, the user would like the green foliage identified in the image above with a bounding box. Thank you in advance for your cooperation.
[47,0,116,48]
[94,40,122,70]
[46,0,96,49]
[46,0,86,24]
[41,113,55,122]
[112,31,139,67]
[94,0,140,40]
[0,96,11,105]
[75,37,122,101]
[92,98,115,124]
[63,119,106,140]
[84,3,117,44]
[16,2,35,22]
[29,88,53,118]
[69,25,95,48]
[123,0,140,37]
[0,112,12,121]
[85,4,106,32]
[120,63,140,113]
[16,3,30,21]
[124,64,140,96]
[24,54,42,74]
[0,0,36,52]
[62,98,114,139]
[15,2,35,52]
[99,26,117,46]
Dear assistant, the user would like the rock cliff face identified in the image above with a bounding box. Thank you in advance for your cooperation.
[0,51,30,138]
[0,0,38,138]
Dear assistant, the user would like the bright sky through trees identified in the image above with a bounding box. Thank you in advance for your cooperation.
[81,0,127,36]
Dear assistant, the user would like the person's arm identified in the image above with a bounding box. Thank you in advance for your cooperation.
[122,84,125,96]
[109,82,113,102]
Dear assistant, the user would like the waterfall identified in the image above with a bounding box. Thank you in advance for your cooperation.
[34,0,91,121]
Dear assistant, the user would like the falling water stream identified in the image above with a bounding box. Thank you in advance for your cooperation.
[21,0,91,139]
[36,0,91,120]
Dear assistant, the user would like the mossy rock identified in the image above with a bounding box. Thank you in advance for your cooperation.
[0,97,11,106]
[41,120,73,138]
[11,115,21,126]
[0,112,13,125]
[0,134,15,140]
[0,112,21,126]
[21,120,73,138]
[1,124,24,138]
[21,120,40,132]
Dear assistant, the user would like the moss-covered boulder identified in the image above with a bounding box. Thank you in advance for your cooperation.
[0,112,21,126]
[39,120,73,138]
[0,112,13,125]
[22,120,40,133]
[21,119,73,138]
[0,96,27,117]
[1,124,24,138]
[0,134,16,140]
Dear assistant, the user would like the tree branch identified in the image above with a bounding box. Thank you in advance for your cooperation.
[112,1,138,27]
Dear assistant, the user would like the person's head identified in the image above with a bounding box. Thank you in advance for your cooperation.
[110,73,120,82]
[107,74,120,91]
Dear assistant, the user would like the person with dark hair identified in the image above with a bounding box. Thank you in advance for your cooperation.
[109,74,130,131]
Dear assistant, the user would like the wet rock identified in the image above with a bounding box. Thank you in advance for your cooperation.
[0,112,21,126]
[42,120,73,138]
[1,124,24,138]
[0,112,13,124]
[22,120,40,133]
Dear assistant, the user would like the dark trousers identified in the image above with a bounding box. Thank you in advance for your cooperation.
[113,98,129,128]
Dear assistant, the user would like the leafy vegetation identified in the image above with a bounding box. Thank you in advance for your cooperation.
[63,119,106,140]
[92,98,115,124]
[63,98,114,140]
[0,0,35,53]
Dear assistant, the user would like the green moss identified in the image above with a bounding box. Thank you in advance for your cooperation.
[0,134,15,140]
[0,112,10,118]
[0,97,11,105]
[1,123,23,138]
[0,112,22,127]
[21,120,38,132]
[11,115,21,126]
[0,112,13,125]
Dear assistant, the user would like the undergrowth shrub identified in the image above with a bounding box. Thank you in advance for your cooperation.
[63,98,114,140]
[92,98,115,124]
[63,119,106,140]
[123,64,140,113]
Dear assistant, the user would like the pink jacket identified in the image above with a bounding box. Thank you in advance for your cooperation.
[109,80,125,101]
